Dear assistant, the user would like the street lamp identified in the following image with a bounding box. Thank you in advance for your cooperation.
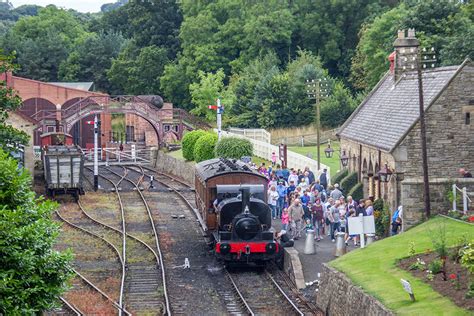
[306,77,329,171]
[378,163,393,183]
[340,150,349,168]
[324,143,334,158]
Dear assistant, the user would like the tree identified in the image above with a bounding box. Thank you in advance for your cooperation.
[60,31,126,93]
[189,69,234,121]
[0,52,28,152]
[108,43,169,95]
[2,5,89,81]
[320,82,361,128]
[0,149,73,313]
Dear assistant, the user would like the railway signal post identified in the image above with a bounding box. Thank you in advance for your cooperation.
[94,114,99,191]
[208,98,224,140]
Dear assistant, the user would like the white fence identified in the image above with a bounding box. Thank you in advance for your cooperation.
[228,128,271,143]
[452,184,472,214]
[219,130,330,181]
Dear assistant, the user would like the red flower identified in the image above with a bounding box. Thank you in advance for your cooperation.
[449,273,457,280]
[469,216,474,222]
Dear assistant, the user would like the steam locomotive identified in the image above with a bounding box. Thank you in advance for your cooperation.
[195,158,279,264]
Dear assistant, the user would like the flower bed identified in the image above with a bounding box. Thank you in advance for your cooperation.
[398,251,473,311]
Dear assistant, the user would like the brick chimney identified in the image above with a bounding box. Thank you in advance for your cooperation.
[392,29,419,82]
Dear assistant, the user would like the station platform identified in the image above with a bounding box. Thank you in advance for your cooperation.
[272,219,357,287]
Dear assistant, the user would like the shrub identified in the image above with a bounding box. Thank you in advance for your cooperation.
[215,136,253,159]
[409,258,426,270]
[331,169,348,185]
[460,242,474,274]
[194,133,218,163]
[348,183,363,201]
[182,130,207,161]
[340,172,358,193]
[374,201,390,237]
[429,259,443,274]
[431,224,448,258]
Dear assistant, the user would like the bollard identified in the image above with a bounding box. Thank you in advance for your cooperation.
[366,233,375,245]
[334,232,346,257]
[304,230,316,254]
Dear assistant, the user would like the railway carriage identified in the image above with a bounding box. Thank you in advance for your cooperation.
[195,158,279,264]
[41,132,85,199]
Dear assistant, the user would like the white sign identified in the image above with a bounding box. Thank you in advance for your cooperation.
[348,215,376,235]
[131,144,136,160]
[400,279,413,294]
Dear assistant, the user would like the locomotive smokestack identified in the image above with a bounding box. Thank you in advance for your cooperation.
[240,187,250,214]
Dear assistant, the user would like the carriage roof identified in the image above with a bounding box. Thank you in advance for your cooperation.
[195,158,266,182]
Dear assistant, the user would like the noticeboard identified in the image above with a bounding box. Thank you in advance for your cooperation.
[348,215,376,235]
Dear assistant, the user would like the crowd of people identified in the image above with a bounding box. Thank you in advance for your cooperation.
[255,163,399,246]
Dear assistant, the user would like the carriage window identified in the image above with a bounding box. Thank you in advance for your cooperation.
[466,112,471,125]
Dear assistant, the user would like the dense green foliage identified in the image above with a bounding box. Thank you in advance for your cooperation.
[0,52,29,153]
[194,133,218,163]
[1,0,472,128]
[348,183,363,201]
[331,169,349,185]
[181,130,207,161]
[373,199,390,237]
[0,149,73,313]
[215,137,253,160]
[340,172,358,193]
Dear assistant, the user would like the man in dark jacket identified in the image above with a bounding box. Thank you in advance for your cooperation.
[319,168,328,190]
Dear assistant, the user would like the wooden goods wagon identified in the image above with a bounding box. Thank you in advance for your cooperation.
[43,145,84,199]
[40,132,74,147]
[195,158,268,232]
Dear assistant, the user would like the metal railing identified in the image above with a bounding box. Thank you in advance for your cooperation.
[452,184,472,214]
[83,147,152,165]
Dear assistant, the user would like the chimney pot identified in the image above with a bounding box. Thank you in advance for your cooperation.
[407,28,416,38]
[398,29,405,39]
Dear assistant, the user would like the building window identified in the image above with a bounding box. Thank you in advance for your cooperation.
[466,112,471,125]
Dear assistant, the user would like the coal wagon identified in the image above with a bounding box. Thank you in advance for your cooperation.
[41,132,84,199]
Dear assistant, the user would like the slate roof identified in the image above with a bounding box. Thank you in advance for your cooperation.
[49,82,94,91]
[338,61,468,152]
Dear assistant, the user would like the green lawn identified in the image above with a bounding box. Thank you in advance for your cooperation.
[330,217,474,315]
[288,141,340,173]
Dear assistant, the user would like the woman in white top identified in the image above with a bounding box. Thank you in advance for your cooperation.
[268,185,279,219]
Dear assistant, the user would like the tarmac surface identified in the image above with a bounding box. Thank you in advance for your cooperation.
[272,219,357,284]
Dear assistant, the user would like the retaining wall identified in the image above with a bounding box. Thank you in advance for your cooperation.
[153,150,195,186]
[316,264,394,316]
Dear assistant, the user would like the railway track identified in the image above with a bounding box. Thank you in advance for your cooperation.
[53,209,130,315]
[97,165,170,315]
[44,297,83,315]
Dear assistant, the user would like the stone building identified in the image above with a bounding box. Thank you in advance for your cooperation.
[5,111,37,173]
[337,29,474,227]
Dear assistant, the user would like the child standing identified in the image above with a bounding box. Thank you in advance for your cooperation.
[271,151,277,166]
[281,208,289,230]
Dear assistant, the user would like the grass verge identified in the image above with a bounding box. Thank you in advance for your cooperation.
[329,216,474,315]
[288,141,340,173]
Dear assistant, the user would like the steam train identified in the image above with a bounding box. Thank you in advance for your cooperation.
[195,158,279,264]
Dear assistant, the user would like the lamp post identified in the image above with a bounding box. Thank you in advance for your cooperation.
[378,163,393,183]
[306,77,329,171]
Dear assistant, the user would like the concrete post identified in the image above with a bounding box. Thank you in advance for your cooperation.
[334,232,346,257]
[462,187,467,214]
[452,184,457,211]
[366,234,375,245]
[304,230,316,254]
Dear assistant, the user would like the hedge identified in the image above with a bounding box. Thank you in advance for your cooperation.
[215,137,253,159]
[194,133,218,162]
[331,169,348,185]
[182,130,207,161]
[348,183,363,201]
[340,172,358,193]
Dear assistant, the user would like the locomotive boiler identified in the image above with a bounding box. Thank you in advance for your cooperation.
[195,158,278,264]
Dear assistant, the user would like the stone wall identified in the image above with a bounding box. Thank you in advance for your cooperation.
[401,177,474,227]
[153,150,195,186]
[397,64,474,179]
[316,264,394,316]
[5,112,36,174]
[283,247,305,289]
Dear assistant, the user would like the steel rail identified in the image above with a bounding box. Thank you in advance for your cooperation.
[129,166,208,234]
[59,296,83,315]
[84,165,127,315]
[104,166,172,316]
[265,270,305,316]
[54,210,131,315]
[224,270,255,316]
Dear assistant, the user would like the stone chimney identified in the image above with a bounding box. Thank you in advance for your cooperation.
[392,29,419,81]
